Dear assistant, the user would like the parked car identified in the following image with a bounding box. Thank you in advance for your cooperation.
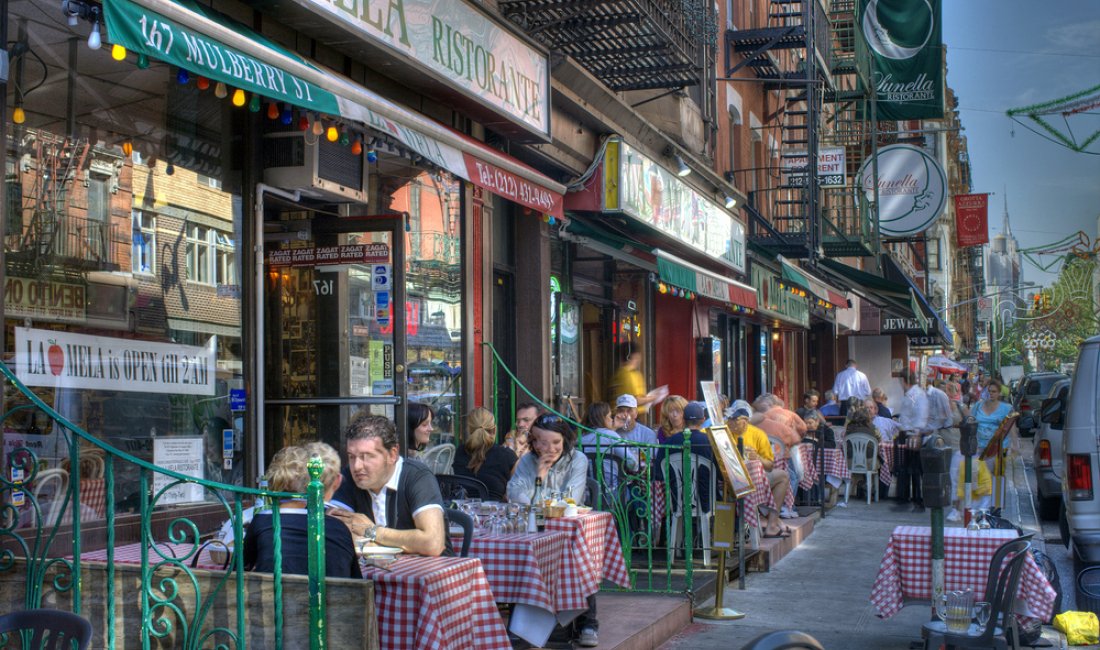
[1050,335,1100,579]
[1033,377,1071,520]
[1016,371,1070,436]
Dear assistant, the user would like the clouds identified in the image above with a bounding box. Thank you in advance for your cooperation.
[1044,19,1100,52]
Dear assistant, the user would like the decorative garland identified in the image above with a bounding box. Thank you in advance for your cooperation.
[1006,82,1100,154]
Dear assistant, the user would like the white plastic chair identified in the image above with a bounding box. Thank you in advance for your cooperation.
[32,469,69,525]
[666,452,717,567]
[844,433,880,504]
[420,444,455,475]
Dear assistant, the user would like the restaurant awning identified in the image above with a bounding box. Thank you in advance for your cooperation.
[104,0,566,217]
[656,251,758,309]
[777,256,850,307]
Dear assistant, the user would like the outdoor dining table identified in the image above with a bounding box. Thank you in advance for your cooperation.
[79,541,226,570]
[360,554,511,650]
[870,526,1057,623]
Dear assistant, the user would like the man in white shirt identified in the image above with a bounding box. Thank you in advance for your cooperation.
[894,373,930,512]
[864,399,900,442]
[832,359,872,416]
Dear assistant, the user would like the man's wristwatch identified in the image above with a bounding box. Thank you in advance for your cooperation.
[362,524,378,543]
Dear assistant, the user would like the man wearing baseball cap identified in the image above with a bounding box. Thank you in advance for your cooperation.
[614,394,658,446]
[656,402,715,512]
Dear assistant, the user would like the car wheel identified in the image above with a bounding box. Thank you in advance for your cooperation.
[1038,494,1061,521]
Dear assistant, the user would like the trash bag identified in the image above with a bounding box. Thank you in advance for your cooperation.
[1053,611,1099,645]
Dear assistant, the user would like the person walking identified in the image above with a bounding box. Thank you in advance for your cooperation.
[832,360,871,416]
[894,373,930,513]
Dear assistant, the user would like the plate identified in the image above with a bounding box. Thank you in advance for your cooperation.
[355,541,403,556]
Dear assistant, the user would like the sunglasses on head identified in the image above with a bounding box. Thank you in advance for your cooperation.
[533,414,561,429]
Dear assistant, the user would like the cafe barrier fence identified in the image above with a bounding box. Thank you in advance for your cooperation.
[483,342,696,595]
[0,362,328,649]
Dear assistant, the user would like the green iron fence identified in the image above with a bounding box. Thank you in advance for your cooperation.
[482,342,697,595]
[0,362,328,649]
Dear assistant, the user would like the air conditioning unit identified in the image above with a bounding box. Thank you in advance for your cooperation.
[262,131,368,203]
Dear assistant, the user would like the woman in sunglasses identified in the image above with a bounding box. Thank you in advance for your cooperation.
[507,414,589,505]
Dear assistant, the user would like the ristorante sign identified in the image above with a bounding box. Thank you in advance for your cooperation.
[858,0,943,119]
[301,0,550,138]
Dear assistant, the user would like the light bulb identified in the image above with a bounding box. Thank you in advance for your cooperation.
[280,106,293,125]
[366,149,377,163]
[165,163,175,176]
[214,82,228,99]
[232,88,246,107]
[87,22,102,50]
[12,107,25,124]
[326,126,339,142]
[177,68,190,85]
[266,101,279,119]
[196,77,210,91]
[122,141,133,156]
[311,118,324,136]
[350,139,362,155]
[298,115,309,131]
[249,93,261,112]
[111,44,127,61]
[137,54,149,69]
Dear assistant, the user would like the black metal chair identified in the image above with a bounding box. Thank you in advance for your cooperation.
[436,474,489,501]
[922,536,1033,650]
[739,630,824,650]
[0,608,93,650]
[444,508,473,557]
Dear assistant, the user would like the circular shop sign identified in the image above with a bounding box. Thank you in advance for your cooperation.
[859,144,947,237]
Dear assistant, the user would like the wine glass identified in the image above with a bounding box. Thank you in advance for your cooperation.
[935,594,949,623]
[966,510,981,533]
[974,601,991,631]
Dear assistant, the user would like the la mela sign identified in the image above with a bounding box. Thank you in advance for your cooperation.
[15,327,217,396]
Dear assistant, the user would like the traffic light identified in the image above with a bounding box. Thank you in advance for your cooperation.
[1032,293,1041,312]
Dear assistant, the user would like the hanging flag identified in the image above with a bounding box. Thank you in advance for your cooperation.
[954,193,989,247]
[858,0,944,119]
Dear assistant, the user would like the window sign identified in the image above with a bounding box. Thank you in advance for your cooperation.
[153,437,205,504]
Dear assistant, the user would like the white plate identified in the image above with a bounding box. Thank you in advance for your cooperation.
[355,543,403,556]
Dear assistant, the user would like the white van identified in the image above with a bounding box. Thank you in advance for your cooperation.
[1051,334,1100,573]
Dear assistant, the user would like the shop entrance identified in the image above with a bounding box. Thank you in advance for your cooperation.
[262,208,406,463]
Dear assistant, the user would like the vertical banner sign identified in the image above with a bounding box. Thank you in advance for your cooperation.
[954,193,989,247]
[858,0,944,119]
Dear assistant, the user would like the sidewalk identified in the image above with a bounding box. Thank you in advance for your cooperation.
[660,452,1041,650]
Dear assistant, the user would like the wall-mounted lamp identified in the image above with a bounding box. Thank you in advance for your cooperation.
[723,195,737,209]
[673,153,691,177]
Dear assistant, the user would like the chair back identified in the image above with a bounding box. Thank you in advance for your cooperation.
[420,444,456,475]
[845,433,878,473]
[435,474,490,501]
[739,630,825,650]
[0,608,93,650]
[444,508,473,557]
[583,447,626,492]
[32,469,69,525]
[766,435,788,462]
[945,537,1032,646]
[984,535,1033,624]
[665,452,717,516]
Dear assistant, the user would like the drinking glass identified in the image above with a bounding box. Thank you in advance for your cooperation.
[974,601,991,632]
[966,510,981,533]
[978,510,992,531]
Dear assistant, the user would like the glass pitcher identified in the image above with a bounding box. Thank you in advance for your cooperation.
[938,589,974,633]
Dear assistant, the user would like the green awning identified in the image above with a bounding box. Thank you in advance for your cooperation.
[656,256,696,290]
[656,251,757,308]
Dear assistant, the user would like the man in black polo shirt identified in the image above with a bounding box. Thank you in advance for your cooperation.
[329,414,450,556]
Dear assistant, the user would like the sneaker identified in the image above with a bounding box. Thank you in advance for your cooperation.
[577,626,599,647]
[835,501,847,508]
[779,507,798,519]
[946,508,962,523]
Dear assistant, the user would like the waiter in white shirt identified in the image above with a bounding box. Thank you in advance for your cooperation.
[832,359,872,416]
[894,373,930,512]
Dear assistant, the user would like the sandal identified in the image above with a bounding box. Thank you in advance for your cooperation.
[763,530,791,539]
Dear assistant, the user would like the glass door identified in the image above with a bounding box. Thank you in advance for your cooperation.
[262,212,406,463]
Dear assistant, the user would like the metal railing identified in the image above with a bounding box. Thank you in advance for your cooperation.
[482,342,698,595]
[0,363,327,649]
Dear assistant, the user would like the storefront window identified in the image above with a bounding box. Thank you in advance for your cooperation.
[3,3,245,524]
[392,172,463,445]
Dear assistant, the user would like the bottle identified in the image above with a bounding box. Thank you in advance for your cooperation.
[256,477,269,512]
[532,477,545,531]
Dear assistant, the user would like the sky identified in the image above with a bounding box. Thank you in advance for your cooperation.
[942,1,1100,287]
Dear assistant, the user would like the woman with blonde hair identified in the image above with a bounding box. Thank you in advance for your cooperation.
[242,443,361,578]
[453,407,518,501]
[657,395,689,443]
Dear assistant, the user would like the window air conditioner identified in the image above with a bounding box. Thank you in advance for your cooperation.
[262,131,368,203]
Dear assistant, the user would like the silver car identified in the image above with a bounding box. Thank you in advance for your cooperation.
[1033,378,1071,520]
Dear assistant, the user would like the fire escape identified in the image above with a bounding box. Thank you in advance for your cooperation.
[726,0,877,260]
[6,130,120,277]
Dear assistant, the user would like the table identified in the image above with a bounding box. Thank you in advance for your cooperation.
[870,526,1057,623]
[544,511,632,608]
[361,555,511,650]
[743,460,775,531]
[80,541,226,570]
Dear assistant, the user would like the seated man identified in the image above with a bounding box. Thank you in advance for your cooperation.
[819,390,841,418]
[329,414,450,556]
[656,402,715,512]
[728,403,792,538]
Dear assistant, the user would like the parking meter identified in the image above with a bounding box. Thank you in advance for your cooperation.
[959,417,978,457]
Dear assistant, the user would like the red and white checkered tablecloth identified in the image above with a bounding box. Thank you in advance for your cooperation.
[361,555,511,650]
[879,441,897,487]
[795,446,851,488]
[870,526,1057,622]
[451,531,567,613]
[742,460,775,531]
[544,511,632,605]
[79,478,106,519]
[79,541,225,570]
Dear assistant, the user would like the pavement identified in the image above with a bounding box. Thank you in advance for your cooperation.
[659,449,1070,650]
